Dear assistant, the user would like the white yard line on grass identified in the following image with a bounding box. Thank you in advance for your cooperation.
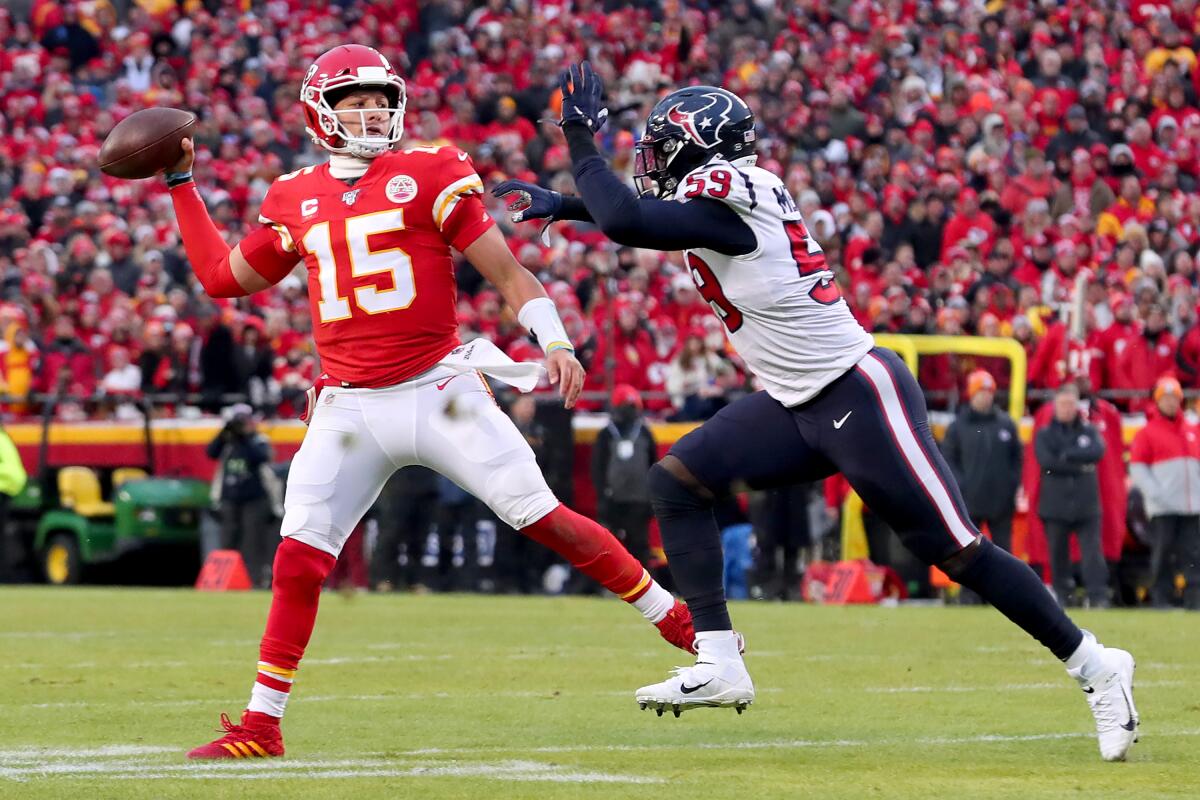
[6,731,1200,783]
[0,755,661,784]
[6,676,1169,712]
[865,679,1186,694]
[0,632,121,640]
[403,727,1200,757]
[304,654,454,665]
[0,745,176,761]
[6,653,457,671]
[16,689,598,711]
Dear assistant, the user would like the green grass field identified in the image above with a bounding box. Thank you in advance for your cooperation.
[1,588,1198,800]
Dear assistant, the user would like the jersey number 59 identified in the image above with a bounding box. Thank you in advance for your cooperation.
[303,209,416,323]
[784,220,842,305]
[687,253,743,332]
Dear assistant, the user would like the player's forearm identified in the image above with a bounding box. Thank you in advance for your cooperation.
[563,122,755,253]
[564,122,652,243]
[480,241,550,311]
[555,195,594,222]
[170,183,299,296]
[169,182,254,298]
[505,271,574,353]
[464,229,574,353]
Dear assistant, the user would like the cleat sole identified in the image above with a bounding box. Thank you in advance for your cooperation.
[634,696,754,716]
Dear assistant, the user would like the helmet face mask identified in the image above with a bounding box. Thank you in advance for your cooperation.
[301,46,407,159]
[634,86,756,198]
[633,136,684,197]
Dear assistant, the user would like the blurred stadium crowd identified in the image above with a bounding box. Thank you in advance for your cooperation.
[4,0,1200,420]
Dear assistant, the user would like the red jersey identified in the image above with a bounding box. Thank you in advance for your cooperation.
[258,146,494,388]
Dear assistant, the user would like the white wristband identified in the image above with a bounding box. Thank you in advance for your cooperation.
[517,297,573,355]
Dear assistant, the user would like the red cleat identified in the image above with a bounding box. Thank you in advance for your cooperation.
[187,711,285,760]
[656,599,698,653]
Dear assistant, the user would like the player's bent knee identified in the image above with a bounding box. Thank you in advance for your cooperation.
[272,538,336,593]
[648,461,712,517]
[894,526,979,568]
[937,535,989,580]
[485,459,559,529]
[279,500,345,558]
[658,454,712,495]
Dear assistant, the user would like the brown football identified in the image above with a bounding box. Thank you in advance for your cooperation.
[98,107,196,179]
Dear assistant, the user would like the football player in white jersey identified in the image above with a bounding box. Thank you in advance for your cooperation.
[496,63,1139,762]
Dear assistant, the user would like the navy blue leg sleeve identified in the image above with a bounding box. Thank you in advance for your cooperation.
[948,537,1084,660]
[647,463,731,633]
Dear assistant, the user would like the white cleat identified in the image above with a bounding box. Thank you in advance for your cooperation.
[1078,648,1139,762]
[635,659,755,717]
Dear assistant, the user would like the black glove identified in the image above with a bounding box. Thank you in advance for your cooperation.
[493,180,563,223]
[558,61,608,133]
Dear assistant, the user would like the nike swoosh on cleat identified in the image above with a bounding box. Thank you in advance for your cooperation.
[680,679,713,694]
[1118,685,1137,731]
[436,377,456,391]
[1082,686,1095,694]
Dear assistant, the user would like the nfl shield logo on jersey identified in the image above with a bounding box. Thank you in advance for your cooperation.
[342,189,360,206]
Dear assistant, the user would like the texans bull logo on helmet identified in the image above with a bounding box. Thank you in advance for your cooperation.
[664,91,740,150]
[634,85,756,197]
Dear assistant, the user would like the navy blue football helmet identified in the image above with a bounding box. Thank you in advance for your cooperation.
[633,86,756,198]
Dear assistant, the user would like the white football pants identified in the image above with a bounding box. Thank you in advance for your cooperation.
[281,365,558,558]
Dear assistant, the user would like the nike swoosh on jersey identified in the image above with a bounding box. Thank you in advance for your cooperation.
[833,411,853,429]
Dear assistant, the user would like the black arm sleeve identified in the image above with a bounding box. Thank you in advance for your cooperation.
[555,195,595,223]
[564,123,756,255]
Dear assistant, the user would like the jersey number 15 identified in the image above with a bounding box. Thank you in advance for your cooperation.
[303,209,416,323]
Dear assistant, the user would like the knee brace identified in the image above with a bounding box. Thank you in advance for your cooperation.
[648,462,712,520]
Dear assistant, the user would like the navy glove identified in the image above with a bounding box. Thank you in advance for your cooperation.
[558,61,608,133]
[493,180,563,223]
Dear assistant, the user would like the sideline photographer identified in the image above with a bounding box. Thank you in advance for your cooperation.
[206,404,282,587]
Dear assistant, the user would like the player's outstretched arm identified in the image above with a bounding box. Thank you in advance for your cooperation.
[556,63,755,255]
[492,180,595,224]
[463,226,584,408]
[166,139,300,298]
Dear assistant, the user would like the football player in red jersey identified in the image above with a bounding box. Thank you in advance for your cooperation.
[160,45,696,760]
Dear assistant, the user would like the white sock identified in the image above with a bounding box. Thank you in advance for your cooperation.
[1064,630,1105,685]
[247,682,289,717]
[632,580,674,624]
[695,630,742,664]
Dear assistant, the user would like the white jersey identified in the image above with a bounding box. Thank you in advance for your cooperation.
[672,157,874,407]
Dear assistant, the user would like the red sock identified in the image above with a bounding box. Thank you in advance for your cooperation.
[248,538,336,719]
[521,505,651,601]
